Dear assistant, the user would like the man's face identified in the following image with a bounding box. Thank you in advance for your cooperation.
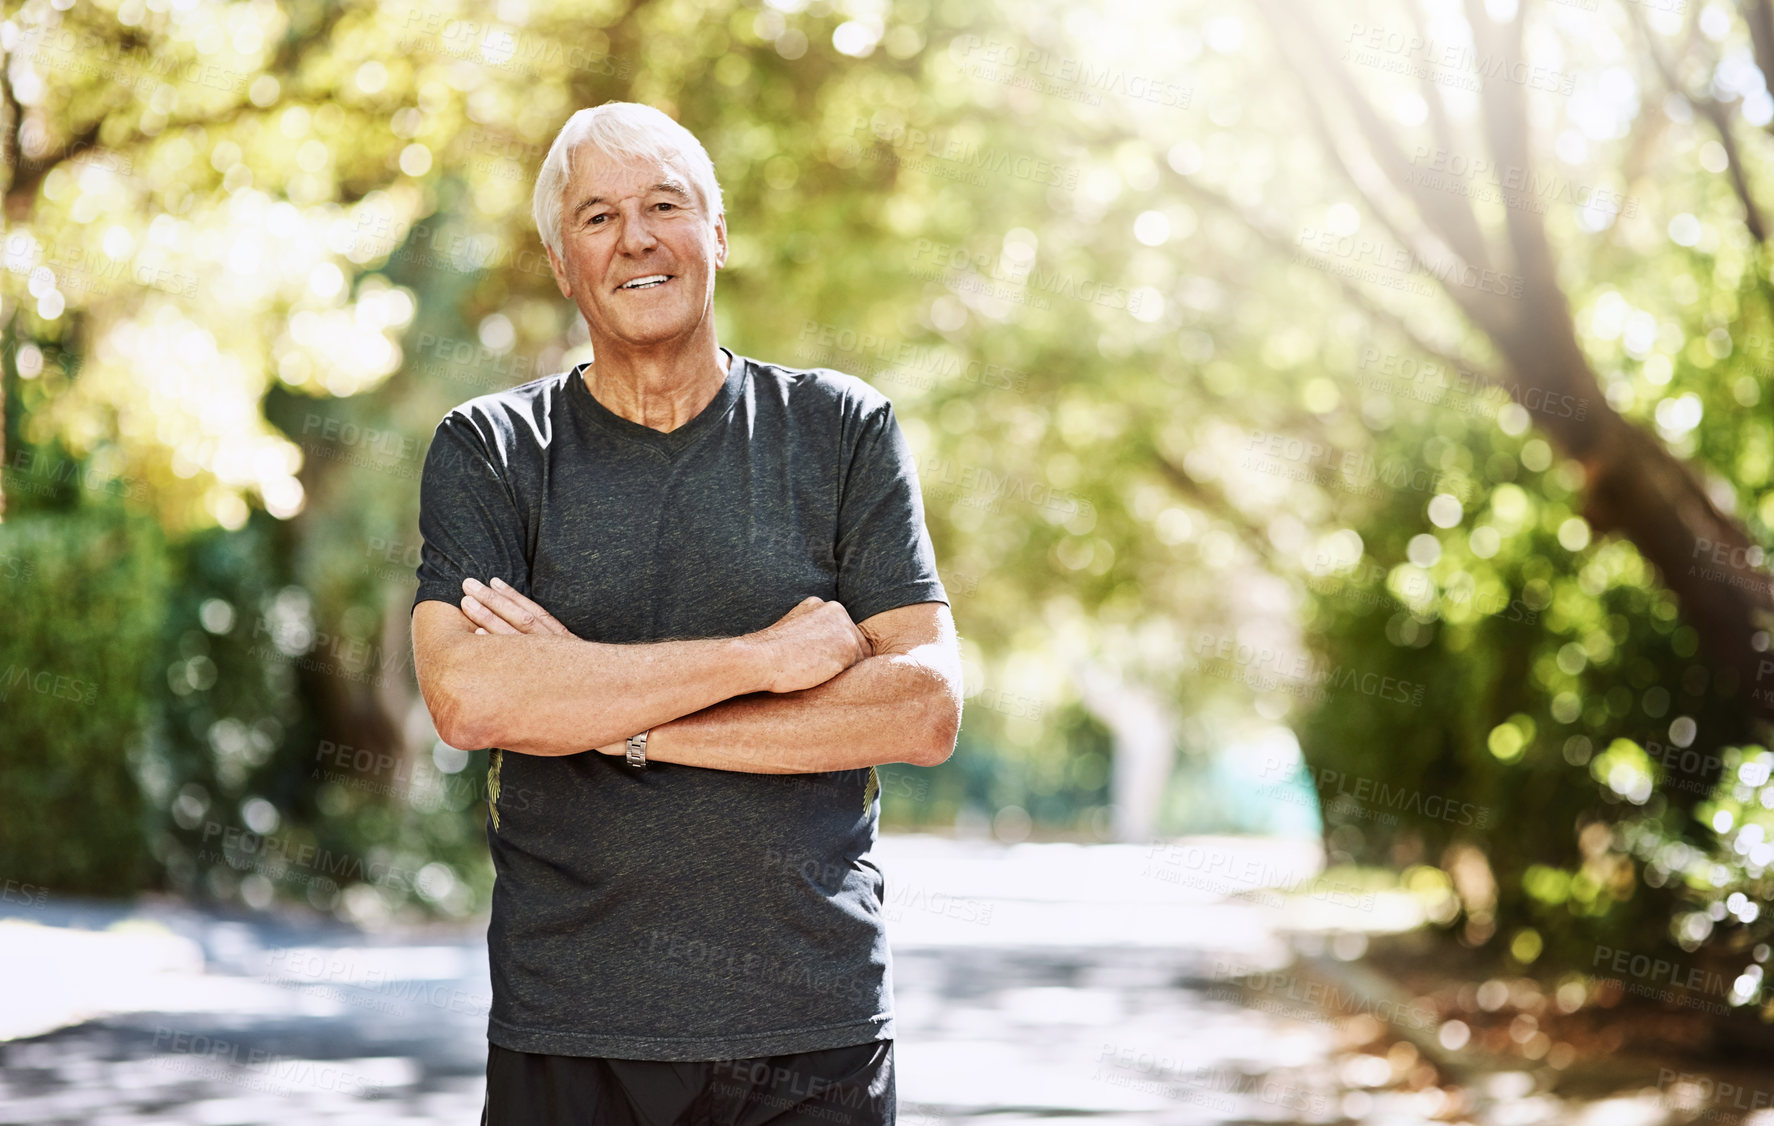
[544,143,728,352]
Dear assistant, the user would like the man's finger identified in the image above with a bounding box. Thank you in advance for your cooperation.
[463,578,539,631]
[462,577,550,634]
[489,577,574,636]
[461,594,522,635]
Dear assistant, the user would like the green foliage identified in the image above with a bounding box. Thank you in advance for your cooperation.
[880,702,1113,837]
[0,504,171,892]
[1612,744,1774,1015]
[128,513,498,923]
[1293,404,1759,970]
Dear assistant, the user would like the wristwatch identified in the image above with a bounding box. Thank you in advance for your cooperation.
[625,729,650,769]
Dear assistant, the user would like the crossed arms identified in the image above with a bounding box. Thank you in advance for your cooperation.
[411,581,962,773]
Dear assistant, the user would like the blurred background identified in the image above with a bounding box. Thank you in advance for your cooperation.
[6,0,1774,1121]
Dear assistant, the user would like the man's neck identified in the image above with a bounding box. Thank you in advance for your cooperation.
[581,341,731,434]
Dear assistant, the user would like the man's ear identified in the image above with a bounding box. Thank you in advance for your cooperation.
[711,212,729,270]
[544,243,573,298]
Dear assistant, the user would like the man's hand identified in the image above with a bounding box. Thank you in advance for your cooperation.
[459,580,633,755]
[747,596,873,693]
[588,595,872,762]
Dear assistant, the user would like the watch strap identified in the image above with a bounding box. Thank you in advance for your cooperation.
[625,729,649,768]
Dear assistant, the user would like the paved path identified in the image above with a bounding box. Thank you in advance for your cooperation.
[0,835,1717,1124]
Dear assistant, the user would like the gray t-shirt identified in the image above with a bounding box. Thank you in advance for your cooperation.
[411,347,947,1061]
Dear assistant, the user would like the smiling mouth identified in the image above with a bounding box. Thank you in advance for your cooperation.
[618,274,672,291]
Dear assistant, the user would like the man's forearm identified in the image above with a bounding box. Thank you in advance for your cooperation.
[638,652,961,773]
[432,631,765,755]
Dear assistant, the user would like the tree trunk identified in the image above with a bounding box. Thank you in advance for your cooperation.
[1072,661,1178,843]
[1247,0,1774,722]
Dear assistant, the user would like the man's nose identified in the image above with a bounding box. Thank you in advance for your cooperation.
[617,203,659,254]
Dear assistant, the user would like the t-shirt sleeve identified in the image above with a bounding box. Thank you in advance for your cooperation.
[833,396,948,625]
[411,413,532,615]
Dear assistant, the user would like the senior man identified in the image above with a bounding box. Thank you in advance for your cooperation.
[410,101,961,1125]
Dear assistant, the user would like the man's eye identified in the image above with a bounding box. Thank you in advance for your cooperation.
[656,202,675,211]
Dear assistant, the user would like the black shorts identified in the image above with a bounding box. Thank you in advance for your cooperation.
[480,1038,895,1125]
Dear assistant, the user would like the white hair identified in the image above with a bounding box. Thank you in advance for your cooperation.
[530,102,724,260]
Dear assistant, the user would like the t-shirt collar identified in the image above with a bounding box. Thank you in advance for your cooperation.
[568,346,747,457]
